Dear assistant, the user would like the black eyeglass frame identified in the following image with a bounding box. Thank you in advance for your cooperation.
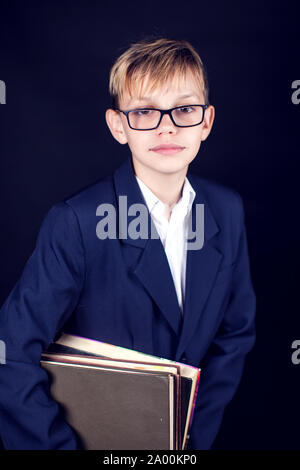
[114,104,209,130]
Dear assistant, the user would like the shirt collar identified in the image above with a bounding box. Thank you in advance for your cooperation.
[135,175,196,218]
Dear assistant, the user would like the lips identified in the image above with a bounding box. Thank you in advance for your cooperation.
[150,144,185,155]
[151,144,184,151]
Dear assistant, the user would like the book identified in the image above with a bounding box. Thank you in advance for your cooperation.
[41,333,201,450]
[51,333,201,447]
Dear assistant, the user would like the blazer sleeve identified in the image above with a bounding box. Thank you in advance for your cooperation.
[0,202,85,449]
[187,194,256,450]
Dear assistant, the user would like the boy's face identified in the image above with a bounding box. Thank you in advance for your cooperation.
[105,71,215,180]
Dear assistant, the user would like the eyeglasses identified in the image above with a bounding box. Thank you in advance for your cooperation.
[115,104,208,130]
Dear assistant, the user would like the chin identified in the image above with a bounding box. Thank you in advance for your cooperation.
[133,154,189,175]
[153,161,188,175]
[157,154,189,167]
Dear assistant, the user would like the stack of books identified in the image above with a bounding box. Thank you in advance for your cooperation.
[40,334,201,450]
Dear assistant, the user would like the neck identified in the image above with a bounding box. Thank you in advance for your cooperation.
[132,158,187,207]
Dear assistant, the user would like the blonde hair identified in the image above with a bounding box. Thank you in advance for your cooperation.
[108,37,210,108]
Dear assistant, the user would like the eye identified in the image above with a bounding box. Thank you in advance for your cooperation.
[177,106,195,113]
[132,109,153,116]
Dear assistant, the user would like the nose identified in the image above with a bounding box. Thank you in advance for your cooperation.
[156,112,177,134]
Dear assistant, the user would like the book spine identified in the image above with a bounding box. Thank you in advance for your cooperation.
[176,375,181,450]
[183,370,201,450]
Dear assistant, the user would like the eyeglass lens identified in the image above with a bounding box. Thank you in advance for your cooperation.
[128,106,204,129]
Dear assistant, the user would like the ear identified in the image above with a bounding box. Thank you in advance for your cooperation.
[105,109,128,144]
[200,105,215,141]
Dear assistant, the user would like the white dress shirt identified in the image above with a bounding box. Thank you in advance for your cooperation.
[135,175,196,314]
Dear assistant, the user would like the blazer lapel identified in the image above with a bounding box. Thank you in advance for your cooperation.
[175,173,222,361]
[113,157,183,336]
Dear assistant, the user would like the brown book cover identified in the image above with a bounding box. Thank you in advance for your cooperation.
[42,333,201,449]
[42,351,182,449]
[41,358,176,450]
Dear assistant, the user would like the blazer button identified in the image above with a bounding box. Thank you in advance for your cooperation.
[181,355,187,363]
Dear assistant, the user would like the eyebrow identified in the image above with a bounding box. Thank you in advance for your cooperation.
[127,93,199,107]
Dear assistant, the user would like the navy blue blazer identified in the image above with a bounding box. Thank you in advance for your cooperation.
[0,156,256,450]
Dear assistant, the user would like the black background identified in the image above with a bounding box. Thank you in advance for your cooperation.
[0,0,299,449]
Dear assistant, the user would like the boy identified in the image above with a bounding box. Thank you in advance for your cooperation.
[0,37,256,450]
